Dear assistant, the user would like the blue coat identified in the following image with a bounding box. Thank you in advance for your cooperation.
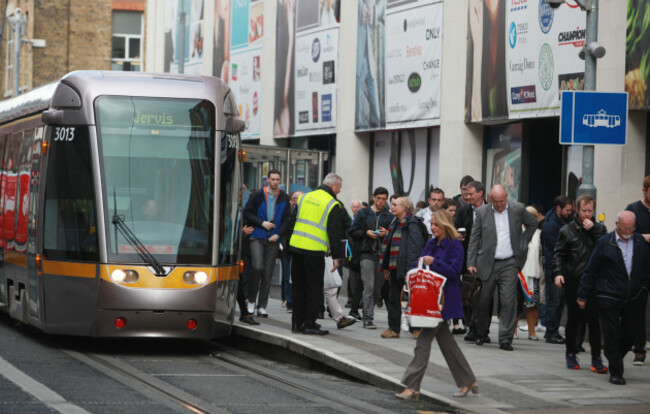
[243,187,290,240]
[419,237,465,320]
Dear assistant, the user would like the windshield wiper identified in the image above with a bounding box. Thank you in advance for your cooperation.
[112,188,166,276]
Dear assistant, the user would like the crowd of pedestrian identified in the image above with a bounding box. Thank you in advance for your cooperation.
[237,170,650,394]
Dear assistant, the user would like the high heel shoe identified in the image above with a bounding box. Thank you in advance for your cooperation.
[453,382,479,398]
[395,389,420,402]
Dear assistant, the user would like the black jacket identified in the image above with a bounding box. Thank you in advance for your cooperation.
[579,232,650,303]
[542,209,571,274]
[454,202,482,272]
[349,205,394,259]
[287,185,345,259]
[552,218,607,284]
[380,215,427,279]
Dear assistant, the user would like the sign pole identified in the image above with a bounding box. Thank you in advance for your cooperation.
[577,0,598,199]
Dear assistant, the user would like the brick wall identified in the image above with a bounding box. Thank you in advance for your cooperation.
[30,0,112,89]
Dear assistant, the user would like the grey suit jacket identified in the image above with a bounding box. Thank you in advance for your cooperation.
[467,201,538,280]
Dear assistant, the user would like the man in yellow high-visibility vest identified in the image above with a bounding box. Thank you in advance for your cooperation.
[289,173,345,335]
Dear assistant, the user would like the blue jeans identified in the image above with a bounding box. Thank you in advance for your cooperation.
[544,269,564,337]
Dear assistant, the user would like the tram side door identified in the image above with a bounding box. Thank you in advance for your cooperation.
[26,127,43,319]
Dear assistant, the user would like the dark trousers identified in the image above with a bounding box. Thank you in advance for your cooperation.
[348,267,363,314]
[291,253,325,330]
[237,249,252,316]
[598,296,644,378]
[633,290,649,354]
[387,270,405,333]
[545,269,564,337]
[280,252,292,307]
[564,283,601,357]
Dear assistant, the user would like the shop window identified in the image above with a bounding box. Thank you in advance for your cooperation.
[111,11,143,72]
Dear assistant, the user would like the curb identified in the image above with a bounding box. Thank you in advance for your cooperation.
[232,324,508,414]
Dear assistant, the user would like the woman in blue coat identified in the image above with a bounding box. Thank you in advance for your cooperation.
[396,209,478,401]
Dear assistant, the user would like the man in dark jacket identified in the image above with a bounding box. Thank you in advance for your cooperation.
[243,169,290,317]
[454,180,486,340]
[553,195,607,372]
[542,195,573,344]
[624,175,650,365]
[349,187,393,329]
[379,197,427,338]
[288,173,345,335]
[578,211,650,385]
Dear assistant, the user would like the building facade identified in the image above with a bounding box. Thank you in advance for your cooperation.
[0,0,145,96]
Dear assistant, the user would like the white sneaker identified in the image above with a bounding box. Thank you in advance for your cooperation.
[401,315,410,333]
[535,324,546,333]
[257,307,268,318]
[518,325,528,332]
[247,302,255,314]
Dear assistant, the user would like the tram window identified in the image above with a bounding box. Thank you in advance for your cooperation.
[218,132,240,264]
[43,127,98,261]
[96,97,215,264]
[1,132,22,250]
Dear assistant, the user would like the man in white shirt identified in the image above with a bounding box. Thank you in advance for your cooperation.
[416,187,445,236]
[467,185,538,351]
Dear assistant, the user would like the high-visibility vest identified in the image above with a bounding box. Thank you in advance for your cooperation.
[289,189,340,252]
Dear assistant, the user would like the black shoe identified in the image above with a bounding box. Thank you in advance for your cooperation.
[302,328,329,335]
[464,332,477,342]
[452,327,468,335]
[546,334,565,344]
[500,342,514,351]
[363,321,377,329]
[609,375,626,385]
[576,345,586,353]
[483,336,491,344]
[292,324,305,334]
[476,337,484,346]
[239,315,260,325]
[348,311,361,321]
[633,352,646,366]
[377,297,384,308]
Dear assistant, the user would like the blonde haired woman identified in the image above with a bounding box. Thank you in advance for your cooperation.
[396,209,478,401]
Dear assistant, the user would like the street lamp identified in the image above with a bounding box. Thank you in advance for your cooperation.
[6,8,46,96]
[547,0,605,198]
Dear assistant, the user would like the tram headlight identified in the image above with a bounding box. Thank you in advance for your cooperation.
[110,269,139,283]
[183,270,209,285]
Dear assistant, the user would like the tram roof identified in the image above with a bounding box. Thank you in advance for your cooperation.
[0,71,232,126]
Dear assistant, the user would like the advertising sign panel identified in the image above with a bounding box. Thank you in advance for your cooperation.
[625,0,650,110]
[506,0,586,118]
[356,0,443,132]
[164,0,206,75]
[274,0,339,138]
[384,0,443,129]
[213,0,264,139]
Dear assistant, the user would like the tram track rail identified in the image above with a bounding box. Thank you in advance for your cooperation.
[63,342,397,414]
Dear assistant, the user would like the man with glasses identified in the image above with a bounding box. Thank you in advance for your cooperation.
[417,187,445,237]
[350,187,393,329]
[578,211,650,385]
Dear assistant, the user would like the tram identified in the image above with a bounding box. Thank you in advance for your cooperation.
[0,71,244,338]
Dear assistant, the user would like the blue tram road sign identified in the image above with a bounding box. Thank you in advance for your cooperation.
[559,91,628,145]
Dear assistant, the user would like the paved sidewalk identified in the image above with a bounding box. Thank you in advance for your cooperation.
[231,297,650,414]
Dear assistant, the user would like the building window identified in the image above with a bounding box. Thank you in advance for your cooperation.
[111,11,143,71]
[5,25,15,96]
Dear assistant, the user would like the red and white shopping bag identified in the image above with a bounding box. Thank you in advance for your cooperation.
[404,259,447,328]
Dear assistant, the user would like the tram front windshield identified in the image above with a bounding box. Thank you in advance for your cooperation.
[95,96,215,265]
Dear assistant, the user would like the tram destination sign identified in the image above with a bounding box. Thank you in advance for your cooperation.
[559,91,628,146]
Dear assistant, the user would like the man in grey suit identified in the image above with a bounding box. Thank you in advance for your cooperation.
[467,185,538,351]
